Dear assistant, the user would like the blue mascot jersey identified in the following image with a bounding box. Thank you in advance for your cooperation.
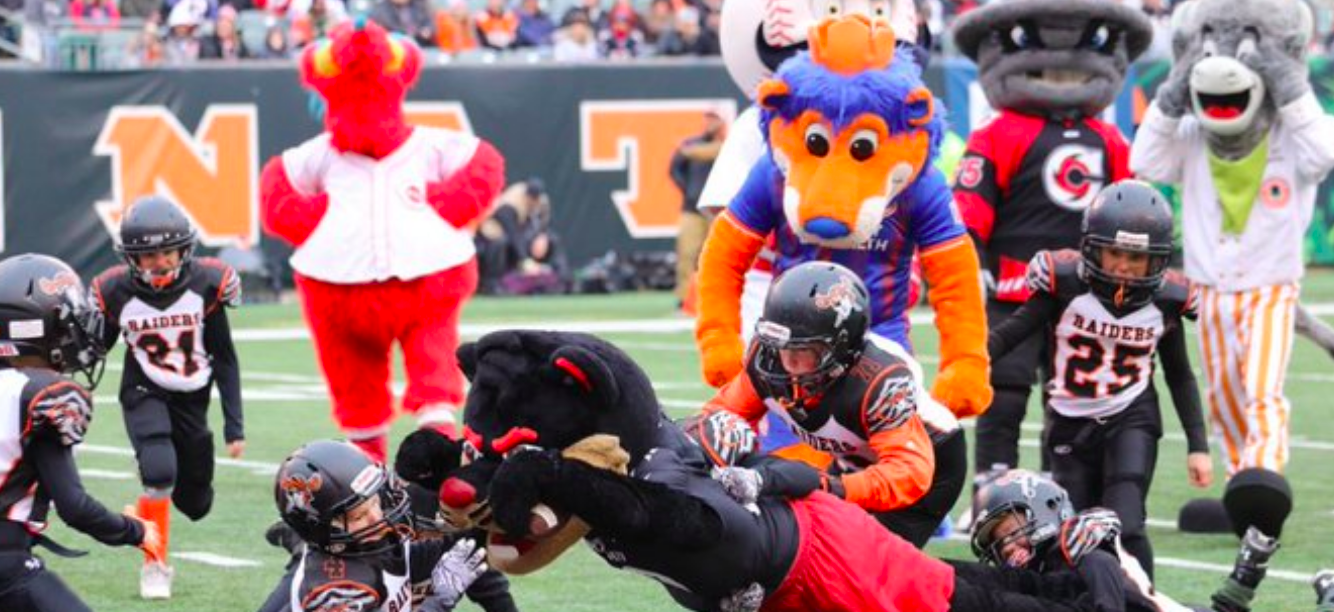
[727,155,966,346]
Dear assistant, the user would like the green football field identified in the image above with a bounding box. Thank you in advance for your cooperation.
[41,271,1334,612]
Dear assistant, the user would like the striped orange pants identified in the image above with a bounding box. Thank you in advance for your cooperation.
[1197,284,1297,475]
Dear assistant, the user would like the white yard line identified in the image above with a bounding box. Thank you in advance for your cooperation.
[172,551,263,568]
[80,468,136,480]
[79,444,279,475]
[1155,557,1314,584]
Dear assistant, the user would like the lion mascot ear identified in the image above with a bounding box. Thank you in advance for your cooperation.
[549,345,621,410]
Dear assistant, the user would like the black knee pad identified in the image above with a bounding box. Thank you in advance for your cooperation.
[173,434,216,521]
[137,436,178,490]
[173,485,214,522]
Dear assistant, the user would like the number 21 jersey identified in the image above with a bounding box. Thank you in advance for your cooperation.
[91,258,240,393]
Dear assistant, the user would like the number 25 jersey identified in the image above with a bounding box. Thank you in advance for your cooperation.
[91,258,241,393]
[1003,250,1197,420]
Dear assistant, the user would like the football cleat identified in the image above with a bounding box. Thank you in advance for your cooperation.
[1230,526,1280,589]
[1314,569,1334,609]
[140,561,174,600]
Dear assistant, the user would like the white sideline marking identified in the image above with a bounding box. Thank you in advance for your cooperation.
[172,551,263,568]
[1156,557,1314,584]
[233,319,704,342]
[81,468,135,480]
[79,444,278,475]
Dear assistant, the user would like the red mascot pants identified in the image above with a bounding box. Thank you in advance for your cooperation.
[295,260,478,439]
[760,492,954,612]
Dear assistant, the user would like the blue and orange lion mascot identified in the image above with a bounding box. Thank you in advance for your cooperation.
[260,21,505,461]
[696,15,991,418]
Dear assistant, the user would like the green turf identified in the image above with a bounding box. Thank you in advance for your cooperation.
[40,270,1334,611]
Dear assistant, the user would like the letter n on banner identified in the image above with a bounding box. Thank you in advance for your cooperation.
[404,102,473,133]
[93,105,258,246]
[581,100,737,238]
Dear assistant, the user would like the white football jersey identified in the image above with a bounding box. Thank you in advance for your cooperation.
[1047,294,1163,419]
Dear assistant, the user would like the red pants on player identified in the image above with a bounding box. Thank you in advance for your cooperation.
[295,260,477,445]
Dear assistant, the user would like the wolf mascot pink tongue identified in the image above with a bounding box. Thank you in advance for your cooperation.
[260,21,506,462]
[1131,0,1334,539]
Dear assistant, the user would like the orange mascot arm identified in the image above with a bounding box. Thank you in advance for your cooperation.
[920,236,992,418]
[694,211,766,387]
[427,140,507,229]
[260,156,329,247]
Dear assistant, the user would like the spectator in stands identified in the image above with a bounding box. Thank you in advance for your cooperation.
[125,20,164,66]
[163,0,217,23]
[258,22,291,57]
[201,5,251,59]
[641,0,672,46]
[0,0,19,58]
[552,8,597,61]
[598,3,642,59]
[474,0,518,50]
[434,0,477,53]
[369,0,435,47]
[515,0,555,47]
[290,0,347,46]
[561,0,605,31]
[656,6,715,56]
[698,4,720,55]
[220,0,257,12]
[670,108,726,311]
[475,178,569,296]
[23,0,69,65]
[163,0,203,65]
[118,0,159,20]
[70,0,121,30]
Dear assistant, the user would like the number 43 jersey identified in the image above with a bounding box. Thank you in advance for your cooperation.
[92,258,241,393]
[990,249,1199,421]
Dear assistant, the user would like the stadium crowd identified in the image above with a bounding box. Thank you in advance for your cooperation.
[10,0,1334,68]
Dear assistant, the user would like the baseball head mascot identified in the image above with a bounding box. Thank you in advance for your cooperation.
[1130,0,1334,538]
[699,0,926,456]
[951,0,1149,484]
[696,14,992,423]
[260,20,506,462]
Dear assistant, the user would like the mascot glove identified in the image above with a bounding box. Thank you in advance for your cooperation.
[931,358,993,418]
[700,333,746,388]
[1156,61,1193,119]
[429,538,489,610]
[562,434,631,475]
[712,466,763,512]
[1241,39,1311,107]
[1060,508,1122,568]
[719,582,765,612]
[489,447,564,538]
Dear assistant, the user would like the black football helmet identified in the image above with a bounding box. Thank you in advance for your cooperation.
[0,254,106,388]
[1080,180,1173,311]
[117,196,198,292]
[971,469,1075,568]
[747,262,869,412]
[275,440,413,557]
